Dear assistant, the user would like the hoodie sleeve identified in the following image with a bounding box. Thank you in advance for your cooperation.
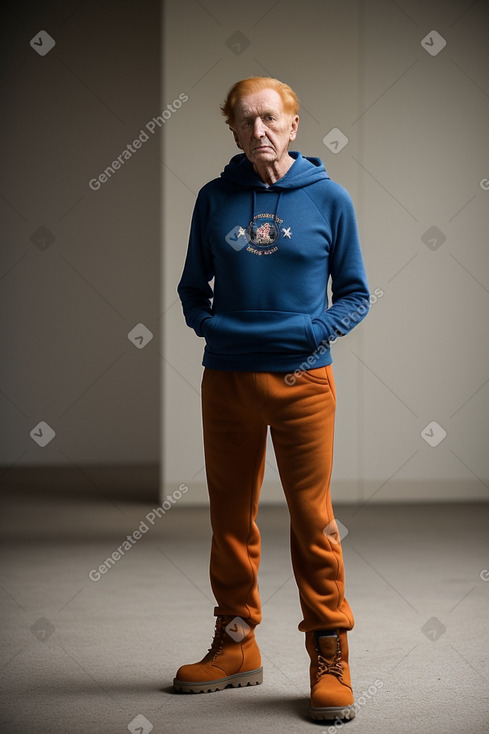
[311,186,370,345]
[177,190,214,337]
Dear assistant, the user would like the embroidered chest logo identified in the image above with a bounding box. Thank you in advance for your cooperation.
[225,214,292,256]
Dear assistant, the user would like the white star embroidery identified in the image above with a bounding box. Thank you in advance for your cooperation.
[238,226,246,237]
[282,227,292,239]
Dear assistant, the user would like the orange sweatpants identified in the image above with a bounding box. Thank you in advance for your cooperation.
[201,365,354,633]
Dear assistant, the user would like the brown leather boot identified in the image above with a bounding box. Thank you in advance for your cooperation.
[306,629,355,721]
[173,615,263,693]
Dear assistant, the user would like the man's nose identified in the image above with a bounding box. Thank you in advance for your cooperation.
[252,118,266,138]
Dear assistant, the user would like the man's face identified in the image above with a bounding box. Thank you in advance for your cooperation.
[231,88,299,170]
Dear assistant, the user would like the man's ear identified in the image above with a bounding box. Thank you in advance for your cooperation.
[230,127,242,149]
[289,114,300,141]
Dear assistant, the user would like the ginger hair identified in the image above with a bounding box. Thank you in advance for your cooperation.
[221,77,299,128]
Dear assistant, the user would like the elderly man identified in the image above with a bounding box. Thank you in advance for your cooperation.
[174,77,369,722]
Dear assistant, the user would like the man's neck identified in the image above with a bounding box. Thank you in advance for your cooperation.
[253,154,294,186]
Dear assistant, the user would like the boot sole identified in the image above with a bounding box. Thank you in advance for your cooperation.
[173,667,263,694]
[310,704,356,721]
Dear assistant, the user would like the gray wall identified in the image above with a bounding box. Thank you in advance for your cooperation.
[163,0,489,503]
[2,1,487,507]
[1,1,161,500]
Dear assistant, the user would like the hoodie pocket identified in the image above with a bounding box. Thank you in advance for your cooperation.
[204,310,318,356]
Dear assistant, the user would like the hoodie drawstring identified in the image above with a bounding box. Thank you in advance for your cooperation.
[251,189,283,230]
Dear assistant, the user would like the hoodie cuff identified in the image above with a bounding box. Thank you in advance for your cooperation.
[194,314,212,338]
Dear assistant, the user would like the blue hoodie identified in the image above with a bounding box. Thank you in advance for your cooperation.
[178,151,369,372]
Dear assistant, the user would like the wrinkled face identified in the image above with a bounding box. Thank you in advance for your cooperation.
[231,88,299,170]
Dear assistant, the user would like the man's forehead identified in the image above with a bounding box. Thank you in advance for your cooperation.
[235,89,284,116]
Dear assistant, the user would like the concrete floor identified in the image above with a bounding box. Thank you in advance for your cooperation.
[1,487,488,734]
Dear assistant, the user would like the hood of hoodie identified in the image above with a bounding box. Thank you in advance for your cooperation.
[220,151,330,191]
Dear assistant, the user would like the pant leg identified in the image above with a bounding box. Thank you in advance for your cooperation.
[201,369,267,626]
[267,365,354,633]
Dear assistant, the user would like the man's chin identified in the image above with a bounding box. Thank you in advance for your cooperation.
[251,148,275,159]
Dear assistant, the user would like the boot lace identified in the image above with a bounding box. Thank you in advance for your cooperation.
[317,635,343,680]
[206,616,226,661]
